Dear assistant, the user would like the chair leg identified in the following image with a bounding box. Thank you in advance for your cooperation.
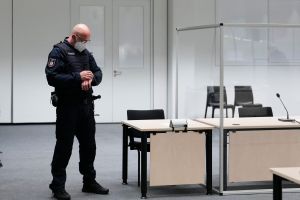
[204,106,208,118]
[226,108,228,118]
[233,106,235,117]
[212,107,215,118]
[138,150,140,187]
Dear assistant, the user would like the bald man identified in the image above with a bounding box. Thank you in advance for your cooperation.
[45,24,109,200]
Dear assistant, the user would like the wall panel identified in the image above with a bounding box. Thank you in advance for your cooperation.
[0,0,12,123]
[13,0,70,122]
[153,0,167,112]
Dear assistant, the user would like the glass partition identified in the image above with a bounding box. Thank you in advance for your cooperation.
[177,24,300,121]
[222,25,300,117]
[177,27,220,119]
[176,23,300,194]
[176,24,223,192]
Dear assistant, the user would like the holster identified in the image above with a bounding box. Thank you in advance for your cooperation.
[50,91,58,107]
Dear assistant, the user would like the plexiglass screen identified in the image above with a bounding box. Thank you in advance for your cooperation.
[223,28,268,65]
[217,0,300,65]
[217,0,268,23]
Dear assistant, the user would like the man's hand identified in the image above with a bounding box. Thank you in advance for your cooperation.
[81,79,92,91]
[80,70,94,81]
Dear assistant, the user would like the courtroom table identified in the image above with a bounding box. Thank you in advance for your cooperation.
[270,167,300,200]
[121,119,214,198]
[195,117,300,194]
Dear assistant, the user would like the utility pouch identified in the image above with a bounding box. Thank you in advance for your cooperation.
[51,91,58,107]
[0,151,2,168]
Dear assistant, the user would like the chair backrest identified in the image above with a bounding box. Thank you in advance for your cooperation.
[238,106,273,117]
[234,86,254,106]
[127,109,165,120]
[207,86,228,105]
[127,109,165,142]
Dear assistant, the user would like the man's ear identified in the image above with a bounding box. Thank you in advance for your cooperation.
[71,34,76,41]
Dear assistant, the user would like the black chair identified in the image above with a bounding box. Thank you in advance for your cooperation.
[233,86,262,116]
[204,86,234,118]
[127,109,165,186]
[238,106,273,117]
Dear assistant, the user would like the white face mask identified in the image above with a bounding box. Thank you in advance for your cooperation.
[74,41,86,52]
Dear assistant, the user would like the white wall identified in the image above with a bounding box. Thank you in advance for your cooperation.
[5,0,299,122]
[153,0,168,112]
[0,0,12,123]
[0,0,167,123]
[13,0,70,123]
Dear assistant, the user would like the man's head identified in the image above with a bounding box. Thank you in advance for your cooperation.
[68,24,91,52]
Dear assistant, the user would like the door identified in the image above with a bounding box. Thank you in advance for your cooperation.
[112,0,151,121]
[71,0,151,122]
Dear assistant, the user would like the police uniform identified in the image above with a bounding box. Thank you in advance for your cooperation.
[45,38,102,192]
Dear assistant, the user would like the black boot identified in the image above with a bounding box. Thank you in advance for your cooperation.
[52,189,71,200]
[49,185,71,200]
[82,180,109,195]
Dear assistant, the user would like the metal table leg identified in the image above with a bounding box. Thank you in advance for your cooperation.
[206,130,212,194]
[141,133,148,198]
[223,131,228,191]
[122,124,128,185]
[273,174,282,200]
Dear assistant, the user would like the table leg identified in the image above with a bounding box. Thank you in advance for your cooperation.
[141,134,148,198]
[122,124,128,184]
[223,131,228,191]
[273,174,282,200]
[206,131,212,194]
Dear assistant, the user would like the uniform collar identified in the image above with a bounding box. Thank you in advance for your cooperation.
[63,37,87,53]
[63,37,75,49]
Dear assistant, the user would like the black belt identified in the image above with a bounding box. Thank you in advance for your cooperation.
[58,96,93,105]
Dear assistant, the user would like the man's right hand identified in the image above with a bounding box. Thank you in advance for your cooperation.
[81,79,92,91]
[80,70,94,81]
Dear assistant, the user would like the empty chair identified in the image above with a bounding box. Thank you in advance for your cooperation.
[238,106,273,117]
[233,86,262,116]
[204,86,234,118]
[127,109,165,186]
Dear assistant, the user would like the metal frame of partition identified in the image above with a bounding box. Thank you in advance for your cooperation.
[175,23,300,195]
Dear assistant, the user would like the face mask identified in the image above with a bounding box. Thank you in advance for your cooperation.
[74,41,86,52]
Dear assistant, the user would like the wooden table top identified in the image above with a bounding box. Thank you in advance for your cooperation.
[195,117,300,130]
[122,119,214,132]
[270,167,300,185]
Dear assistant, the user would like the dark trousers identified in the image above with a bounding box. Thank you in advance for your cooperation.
[50,100,96,191]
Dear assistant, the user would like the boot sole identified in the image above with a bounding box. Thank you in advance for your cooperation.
[53,194,71,200]
[82,188,109,195]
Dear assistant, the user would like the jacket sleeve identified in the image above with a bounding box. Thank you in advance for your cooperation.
[88,53,103,86]
[45,47,82,89]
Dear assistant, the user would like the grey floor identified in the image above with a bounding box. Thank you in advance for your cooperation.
[0,124,299,200]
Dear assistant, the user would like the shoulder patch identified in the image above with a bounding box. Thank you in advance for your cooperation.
[47,58,56,68]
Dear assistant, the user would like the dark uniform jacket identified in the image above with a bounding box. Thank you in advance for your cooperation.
[45,38,102,100]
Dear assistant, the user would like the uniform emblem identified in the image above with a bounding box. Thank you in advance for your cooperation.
[48,58,56,68]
